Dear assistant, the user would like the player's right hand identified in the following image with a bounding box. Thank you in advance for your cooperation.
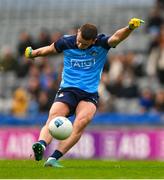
[128,18,144,30]
[25,47,33,58]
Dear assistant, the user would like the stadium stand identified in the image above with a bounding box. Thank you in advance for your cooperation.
[0,0,153,50]
[0,0,164,125]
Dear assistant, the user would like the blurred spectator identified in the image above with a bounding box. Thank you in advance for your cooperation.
[35,28,51,48]
[154,89,164,112]
[147,33,160,53]
[11,88,29,117]
[156,0,164,9]
[39,62,59,107]
[126,51,145,77]
[139,88,154,113]
[28,64,40,78]
[38,90,50,113]
[27,76,41,100]
[107,53,139,98]
[146,6,163,36]
[108,54,123,83]
[16,56,32,78]
[98,72,115,112]
[51,31,63,43]
[0,46,18,72]
[146,25,164,84]
[67,25,79,35]
[106,74,124,97]
[39,63,57,90]
[146,4,163,53]
[27,94,39,116]
[17,30,34,57]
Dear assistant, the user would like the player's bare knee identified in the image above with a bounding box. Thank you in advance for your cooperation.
[46,112,62,125]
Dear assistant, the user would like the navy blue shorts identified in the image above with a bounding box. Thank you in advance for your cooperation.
[54,87,99,117]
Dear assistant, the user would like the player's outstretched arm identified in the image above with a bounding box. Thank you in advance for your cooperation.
[108,18,144,48]
[25,43,57,59]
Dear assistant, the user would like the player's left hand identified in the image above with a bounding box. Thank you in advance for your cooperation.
[128,18,144,30]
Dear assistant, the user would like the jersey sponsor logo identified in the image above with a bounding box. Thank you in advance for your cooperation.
[71,58,96,69]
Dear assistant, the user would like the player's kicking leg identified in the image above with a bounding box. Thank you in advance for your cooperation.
[44,101,96,167]
[32,102,70,161]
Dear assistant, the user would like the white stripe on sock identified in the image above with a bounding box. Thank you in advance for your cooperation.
[39,143,46,151]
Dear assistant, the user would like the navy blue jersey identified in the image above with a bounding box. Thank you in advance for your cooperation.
[54,34,111,93]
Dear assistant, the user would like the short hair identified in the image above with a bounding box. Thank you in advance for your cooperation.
[79,23,98,40]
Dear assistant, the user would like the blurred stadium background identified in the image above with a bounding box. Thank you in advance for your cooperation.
[0,0,164,161]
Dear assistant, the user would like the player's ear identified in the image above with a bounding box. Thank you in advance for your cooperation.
[92,38,97,44]
[77,29,81,34]
[77,29,81,37]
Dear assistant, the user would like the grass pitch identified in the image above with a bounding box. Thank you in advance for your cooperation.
[0,159,164,179]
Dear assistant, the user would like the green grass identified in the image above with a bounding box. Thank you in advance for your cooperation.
[0,159,164,179]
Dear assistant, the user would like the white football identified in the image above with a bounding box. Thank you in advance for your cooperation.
[48,116,73,140]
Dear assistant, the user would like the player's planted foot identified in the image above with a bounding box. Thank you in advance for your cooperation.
[32,142,45,161]
[44,158,64,168]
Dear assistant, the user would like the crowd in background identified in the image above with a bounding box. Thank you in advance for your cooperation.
[0,0,164,117]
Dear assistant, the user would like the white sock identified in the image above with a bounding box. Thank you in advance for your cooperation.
[48,157,56,161]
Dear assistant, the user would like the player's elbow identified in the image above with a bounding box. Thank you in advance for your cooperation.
[49,43,56,54]
[108,36,120,47]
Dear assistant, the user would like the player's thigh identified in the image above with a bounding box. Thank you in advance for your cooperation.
[74,101,97,129]
[46,102,70,124]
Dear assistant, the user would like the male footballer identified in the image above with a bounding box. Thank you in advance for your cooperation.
[25,18,144,167]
